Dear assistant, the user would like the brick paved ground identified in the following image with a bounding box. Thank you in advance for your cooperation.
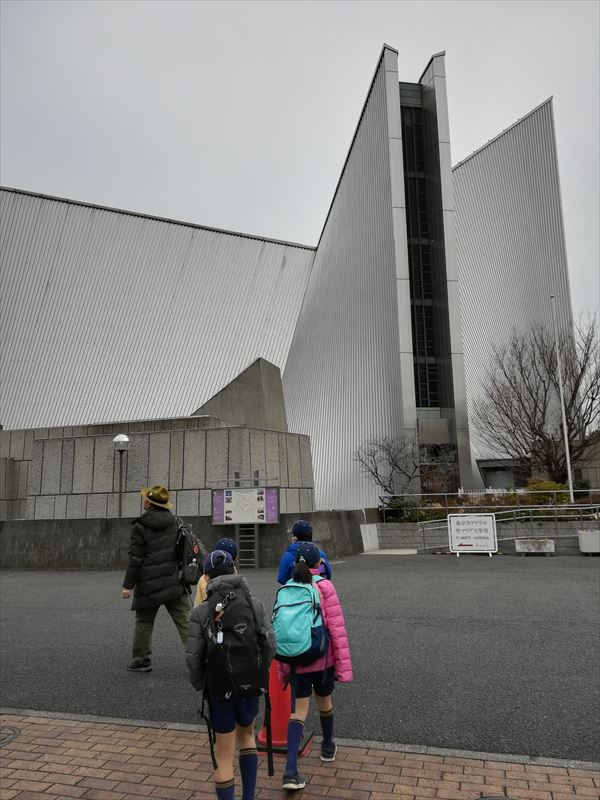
[0,713,598,800]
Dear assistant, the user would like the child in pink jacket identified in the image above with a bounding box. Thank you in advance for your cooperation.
[276,541,352,791]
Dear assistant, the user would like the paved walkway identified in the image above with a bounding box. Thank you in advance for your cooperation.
[1,713,599,800]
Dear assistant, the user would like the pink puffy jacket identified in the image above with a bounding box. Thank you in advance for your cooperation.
[277,569,353,684]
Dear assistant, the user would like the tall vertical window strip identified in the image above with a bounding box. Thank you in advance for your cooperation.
[401,105,439,407]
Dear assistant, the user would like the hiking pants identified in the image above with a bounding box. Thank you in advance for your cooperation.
[132,592,191,659]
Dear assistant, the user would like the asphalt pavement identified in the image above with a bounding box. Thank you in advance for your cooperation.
[1,554,599,762]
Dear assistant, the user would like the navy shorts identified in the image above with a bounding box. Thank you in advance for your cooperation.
[294,667,335,699]
[208,693,260,734]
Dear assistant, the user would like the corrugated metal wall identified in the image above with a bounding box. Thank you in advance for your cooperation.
[453,99,574,464]
[283,47,413,510]
[0,190,315,429]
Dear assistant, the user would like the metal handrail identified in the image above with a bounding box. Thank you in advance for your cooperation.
[379,489,600,524]
[408,504,600,550]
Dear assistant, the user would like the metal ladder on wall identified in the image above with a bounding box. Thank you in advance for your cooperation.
[237,524,258,569]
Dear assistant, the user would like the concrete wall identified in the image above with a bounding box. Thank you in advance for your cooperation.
[0,511,364,570]
[0,418,314,521]
[193,359,288,433]
[0,416,226,520]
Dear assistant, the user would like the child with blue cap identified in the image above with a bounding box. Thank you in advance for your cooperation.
[194,538,239,607]
[276,519,332,584]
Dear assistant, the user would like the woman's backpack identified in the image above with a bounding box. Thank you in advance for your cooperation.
[272,577,327,666]
[175,517,205,586]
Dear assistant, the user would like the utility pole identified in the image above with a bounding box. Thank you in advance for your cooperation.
[550,294,574,503]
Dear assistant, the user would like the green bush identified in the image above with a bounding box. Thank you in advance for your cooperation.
[525,479,569,505]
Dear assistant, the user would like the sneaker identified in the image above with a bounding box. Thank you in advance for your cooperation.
[282,772,306,790]
[320,741,337,762]
[127,657,152,672]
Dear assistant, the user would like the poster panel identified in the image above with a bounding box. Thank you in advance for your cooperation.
[212,487,279,525]
[448,513,498,553]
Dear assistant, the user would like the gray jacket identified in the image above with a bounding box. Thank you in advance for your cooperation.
[185,574,275,691]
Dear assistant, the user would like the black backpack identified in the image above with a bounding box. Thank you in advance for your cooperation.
[200,581,274,777]
[175,517,205,585]
[204,585,269,698]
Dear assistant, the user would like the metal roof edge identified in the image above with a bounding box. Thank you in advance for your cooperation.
[452,97,554,171]
[417,51,446,84]
[0,185,316,252]
[314,44,398,250]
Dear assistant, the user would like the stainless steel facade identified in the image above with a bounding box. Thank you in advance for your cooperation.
[283,48,472,509]
[453,99,573,466]
[0,189,314,430]
[1,53,573,511]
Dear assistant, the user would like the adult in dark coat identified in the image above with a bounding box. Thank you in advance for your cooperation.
[121,485,191,672]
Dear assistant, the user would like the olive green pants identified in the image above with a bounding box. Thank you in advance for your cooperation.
[132,592,191,659]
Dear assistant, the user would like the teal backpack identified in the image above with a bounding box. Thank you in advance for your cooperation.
[272,576,328,666]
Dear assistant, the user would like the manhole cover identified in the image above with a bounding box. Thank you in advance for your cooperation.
[0,726,20,747]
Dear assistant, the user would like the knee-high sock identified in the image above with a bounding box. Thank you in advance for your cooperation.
[320,708,334,747]
[239,748,258,800]
[285,719,304,775]
[215,778,235,800]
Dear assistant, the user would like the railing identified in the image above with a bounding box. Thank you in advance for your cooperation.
[416,505,600,548]
[379,490,600,551]
[379,489,600,523]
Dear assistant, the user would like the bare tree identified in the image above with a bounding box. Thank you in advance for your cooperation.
[473,316,600,484]
[353,435,420,495]
[419,444,459,493]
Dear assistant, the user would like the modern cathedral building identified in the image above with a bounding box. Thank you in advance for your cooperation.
[0,45,573,516]
[453,98,573,484]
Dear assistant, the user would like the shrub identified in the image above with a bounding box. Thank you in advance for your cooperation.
[525,479,569,505]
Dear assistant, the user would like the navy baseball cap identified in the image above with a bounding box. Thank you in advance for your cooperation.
[203,550,234,578]
[215,537,238,560]
[290,519,313,540]
[295,541,321,567]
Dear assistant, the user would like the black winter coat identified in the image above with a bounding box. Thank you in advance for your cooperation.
[123,507,184,610]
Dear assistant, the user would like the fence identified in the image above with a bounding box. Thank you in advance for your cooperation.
[379,489,600,523]
[379,490,600,551]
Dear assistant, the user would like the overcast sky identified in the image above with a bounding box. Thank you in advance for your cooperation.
[1,0,598,316]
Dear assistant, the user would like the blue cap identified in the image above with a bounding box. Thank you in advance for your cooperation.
[216,537,238,560]
[295,541,321,568]
[290,519,313,540]
[203,549,234,578]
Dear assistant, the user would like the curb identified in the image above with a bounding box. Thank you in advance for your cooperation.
[2,707,598,772]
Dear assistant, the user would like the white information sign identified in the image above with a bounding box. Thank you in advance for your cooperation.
[212,488,279,525]
[448,513,497,556]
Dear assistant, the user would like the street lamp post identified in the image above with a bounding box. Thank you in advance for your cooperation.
[550,295,575,504]
[112,435,130,517]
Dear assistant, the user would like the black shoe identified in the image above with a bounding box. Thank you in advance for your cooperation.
[127,657,152,672]
[282,771,305,790]
[320,741,337,762]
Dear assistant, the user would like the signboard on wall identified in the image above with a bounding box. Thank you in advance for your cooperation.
[448,513,497,555]
[212,488,280,525]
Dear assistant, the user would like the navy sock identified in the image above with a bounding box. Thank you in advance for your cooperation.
[239,748,258,800]
[285,719,304,775]
[215,778,235,800]
[320,709,334,747]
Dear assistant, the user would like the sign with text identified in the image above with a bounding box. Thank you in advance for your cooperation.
[448,513,497,554]
[212,487,280,525]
